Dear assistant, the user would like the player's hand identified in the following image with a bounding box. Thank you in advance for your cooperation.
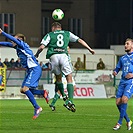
[0,28,3,34]
[34,54,38,58]
[90,49,95,54]
[125,73,133,79]
[112,71,117,76]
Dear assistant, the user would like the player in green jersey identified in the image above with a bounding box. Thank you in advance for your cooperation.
[49,46,76,111]
[35,22,95,112]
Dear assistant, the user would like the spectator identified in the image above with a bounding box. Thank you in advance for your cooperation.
[0,58,4,68]
[10,58,16,68]
[15,58,22,68]
[97,58,105,70]
[74,57,84,70]
[3,58,10,68]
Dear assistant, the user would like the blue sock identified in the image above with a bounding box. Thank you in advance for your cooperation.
[117,104,130,122]
[117,104,121,112]
[118,103,127,125]
[30,89,44,95]
[24,90,40,109]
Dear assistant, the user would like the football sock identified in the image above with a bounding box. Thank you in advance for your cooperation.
[67,83,74,102]
[30,89,44,95]
[24,90,40,109]
[56,82,65,97]
[117,104,130,122]
[118,103,127,125]
[51,92,60,106]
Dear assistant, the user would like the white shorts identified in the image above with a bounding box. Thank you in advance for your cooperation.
[50,54,73,75]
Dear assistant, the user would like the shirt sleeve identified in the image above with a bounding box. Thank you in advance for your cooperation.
[0,42,13,47]
[2,31,20,45]
[69,32,79,42]
[114,57,122,73]
[40,34,50,46]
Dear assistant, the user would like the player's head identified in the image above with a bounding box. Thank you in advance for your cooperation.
[51,22,62,31]
[15,33,26,42]
[125,38,133,53]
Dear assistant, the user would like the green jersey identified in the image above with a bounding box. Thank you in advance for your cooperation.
[40,30,79,59]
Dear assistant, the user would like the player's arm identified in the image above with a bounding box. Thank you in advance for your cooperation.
[34,44,45,58]
[113,58,122,76]
[35,34,50,58]
[78,38,95,54]
[0,42,13,47]
[69,32,95,54]
[0,28,20,45]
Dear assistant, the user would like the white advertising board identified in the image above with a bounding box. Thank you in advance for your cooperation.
[73,70,113,84]
[43,84,107,99]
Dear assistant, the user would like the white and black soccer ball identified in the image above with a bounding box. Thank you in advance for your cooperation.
[52,9,64,21]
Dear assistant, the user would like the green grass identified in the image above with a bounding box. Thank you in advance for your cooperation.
[0,98,133,133]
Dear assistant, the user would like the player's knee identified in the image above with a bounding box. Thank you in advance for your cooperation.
[122,96,128,103]
[20,86,29,93]
[20,88,24,93]
[116,98,121,105]
[116,101,120,105]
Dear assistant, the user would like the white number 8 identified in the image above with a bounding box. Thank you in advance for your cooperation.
[57,34,64,47]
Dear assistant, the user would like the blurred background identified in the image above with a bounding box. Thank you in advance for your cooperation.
[0,0,132,48]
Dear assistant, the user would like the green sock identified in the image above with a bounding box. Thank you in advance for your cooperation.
[67,83,74,102]
[51,92,60,106]
[56,82,65,97]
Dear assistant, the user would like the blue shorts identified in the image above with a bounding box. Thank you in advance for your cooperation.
[116,83,133,99]
[22,65,42,88]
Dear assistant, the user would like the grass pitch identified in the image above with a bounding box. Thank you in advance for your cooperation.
[0,98,133,133]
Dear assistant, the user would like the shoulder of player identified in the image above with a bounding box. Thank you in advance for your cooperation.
[120,54,131,61]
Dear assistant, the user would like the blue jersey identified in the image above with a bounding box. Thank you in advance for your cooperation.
[0,32,38,68]
[114,52,133,81]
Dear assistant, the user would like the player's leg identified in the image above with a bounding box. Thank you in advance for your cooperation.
[30,89,49,104]
[114,84,133,130]
[20,86,42,119]
[66,73,74,102]
[113,84,123,130]
[60,54,76,112]
[20,66,43,119]
[55,74,66,98]
[20,86,40,109]
[50,54,66,98]
[29,66,49,103]
[65,74,76,112]
[117,104,130,123]
[113,98,122,130]
[118,96,129,126]
[123,85,133,130]
[49,83,60,111]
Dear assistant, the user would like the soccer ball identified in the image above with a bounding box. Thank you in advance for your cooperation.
[52,9,64,21]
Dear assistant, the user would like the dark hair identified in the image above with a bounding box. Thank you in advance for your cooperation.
[51,22,61,28]
[15,33,26,41]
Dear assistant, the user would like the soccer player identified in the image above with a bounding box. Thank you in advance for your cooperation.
[113,38,133,130]
[35,22,95,112]
[0,28,49,119]
[49,46,76,111]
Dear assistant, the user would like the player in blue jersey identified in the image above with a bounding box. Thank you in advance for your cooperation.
[0,28,49,119]
[113,38,133,130]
